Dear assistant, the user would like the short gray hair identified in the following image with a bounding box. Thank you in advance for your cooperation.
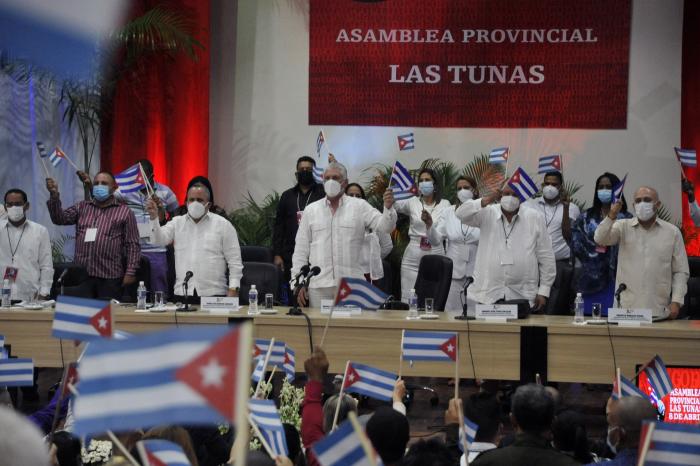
[322,394,357,433]
[325,162,348,182]
[188,183,211,201]
[0,406,50,465]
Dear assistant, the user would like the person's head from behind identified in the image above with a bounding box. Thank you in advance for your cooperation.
[455,176,479,204]
[464,392,502,444]
[51,430,82,466]
[345,183,366,200]
[366,406,409,465]
[551,409,593,463]
[510,383,554,435]
[542,171,563,202]
[323,162,348,201]
[0,406,50,465]
[143,425,199,466]
[606,396,657,452]
[398,438,453,466]
[322,394,357,433]
[296,156,317,187]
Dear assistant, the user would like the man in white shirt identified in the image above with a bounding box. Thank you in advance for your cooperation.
[456,185,556,310]
[594,186,688,318]
[0,189,53,301]
[293,162,397,308]
[146,183,243,298]
[523,171,580,314]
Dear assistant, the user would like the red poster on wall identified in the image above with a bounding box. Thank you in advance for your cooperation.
[309,0,631,129]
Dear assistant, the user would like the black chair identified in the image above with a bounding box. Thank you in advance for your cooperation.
[683,276,700,319]
[122,256,151,302]
[413,255,453,311]
[239,262,280,305]
[241,246,274,264]
[51,263,92,299]
[372,259,393,296]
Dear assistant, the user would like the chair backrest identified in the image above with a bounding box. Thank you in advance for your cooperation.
[241,246,274,264]
[414,255,453,311]
[122,256,152,302]
[51,262,92,299]
[689,256,700,278]
[240,262,280,305]
[683,276,700,319]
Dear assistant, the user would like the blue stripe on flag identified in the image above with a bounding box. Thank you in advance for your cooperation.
[312,420,372,466]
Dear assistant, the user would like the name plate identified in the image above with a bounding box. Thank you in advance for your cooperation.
[476,304,518,321]
[320,299,334,314]
[320,304,361,316]
[201,297,240,313]
[607,308,652,326]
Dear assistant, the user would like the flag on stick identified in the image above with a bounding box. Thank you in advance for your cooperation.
[52,296,113,341]
[637,420,700,466]
[675,147,697,168]
[612,174,627,204]
[390,160,418,200]
[489,147,509,165]
[36,141,51,177]
[312,417,379,466]
[249,399,288,458]
[537,154,562,174]
[115,164,147,194]
[342,361,396,402]
[313,165,325,184]
[458,415,478,454]
[612,374,647,400]
[397,133,415,151]
[506,167,538,202]
[283,347,295,382]
[643,355,674,398]
[402,331,458,362]
[334,277,388,310]
[137,439,192,466]
[0,358,34,386]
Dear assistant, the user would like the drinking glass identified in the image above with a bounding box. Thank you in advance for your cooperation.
[154,291,165,309]
[592,303,602,320]
[264,293,274,310]
[425,298,434,316]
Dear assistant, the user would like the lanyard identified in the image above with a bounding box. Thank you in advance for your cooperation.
[6,223,27,263]
[297,189,313,212]
[460,223,471,244]
[541,202,560,228]
[501,216,518,245]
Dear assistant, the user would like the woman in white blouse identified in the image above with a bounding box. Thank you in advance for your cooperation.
[394,168,452,301]
[346,183,394,281]
[428,176,481,312]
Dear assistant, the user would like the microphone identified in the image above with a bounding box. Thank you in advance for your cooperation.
[614,283,626,307]
[303,266,321,285]
[57,269,69,284]
[292,265,311,286]
[184,271,194,284]
[463,276,475,288]
[455,277,475,321]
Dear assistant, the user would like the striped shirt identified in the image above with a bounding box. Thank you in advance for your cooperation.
[47,196,141,279]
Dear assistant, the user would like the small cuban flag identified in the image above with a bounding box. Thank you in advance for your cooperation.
[334,277,388,310]
[312,418,380,466]
[397,132,415,151]
[458,416,478,454]
[506,167,538,202]
[49,147,67,167]
[390,160,418,200]
[52,296,113,341]
[402,330,457,362]
[249,399,289,458]
[253,339,287,368]
[316,131,326,157]
[115,163,147,194]
[36,141,50,158]
[489,147,509,164]
[343,361,396,402]
[283,347,295,382]
[313,165,325,184]
[537,154,562,174]
[638,421,700,466]
[643,354,674,399]
[612,173,627,204]
[612,374,647,400]
[675,147,697,168]
[137,439,192,466]
[0,358,34,386]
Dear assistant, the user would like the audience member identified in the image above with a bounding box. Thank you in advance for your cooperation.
[292,162,396,308]
[0,406,50,465]
[1,188,53,301]
[428,176,481,312]
[50,430,82,466]
[146,182,243,299]
[143,425,200,466]
[456,184,556,310]
[399,438,455,466]
[594,185,689,318]
[273,156,326,283]
[445,392,502,464]
[682,178,700,227]
[471,384,579,466]
[345,182,393,282]
[524,171,580,314]
[46,172,140,299]
[185,425,234,466]
[394,168,451,302]
[551,409,594,464]
[571,172,631,315]
[282,423,303,464]
[366,406,409,466]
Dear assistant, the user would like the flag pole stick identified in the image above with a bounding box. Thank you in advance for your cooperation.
[636,422,655,466]
[398,330,405,379]
[138,162,155,197]
[322,129,333,156]
[265,365,277,386]
[255,337,276,396]
[454,334,460,401]
[616,368,622,398]
[57,147,81,172]
[348,411,378,466]
[332,361,350,431]
[66,384,140,466]
[320,307,334,348]
[39,157,51,178]
[248,414,277,460]
[48,365,73,439]
[232,322,253,466]
[457,399,469,463]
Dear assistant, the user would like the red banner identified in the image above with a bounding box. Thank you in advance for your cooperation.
[309,0,631,129]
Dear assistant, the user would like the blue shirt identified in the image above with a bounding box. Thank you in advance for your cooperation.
[585,448,636,466]
[115,182,178,253]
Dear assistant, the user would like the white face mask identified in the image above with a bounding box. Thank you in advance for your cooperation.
[7,206,25,222]
[324,179,342,198]
[187,201,207,220]
[500,195,520,213]
[457,188,474,203]
[635,201,656,221]
[542,185,559,200]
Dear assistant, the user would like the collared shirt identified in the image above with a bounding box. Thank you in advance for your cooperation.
[47,196,140,279]
[523,197,580,260]
[114,182,179,253]
[291,195,397,289]
[456,200,556,305]
[0,219,53,300]
[429,205,480,280]
[472,432,579,466]
[272,183,326,259]
[461,442,498,465]
[395,196,452,240]
[150,212,243,296]
[594,216,689,316]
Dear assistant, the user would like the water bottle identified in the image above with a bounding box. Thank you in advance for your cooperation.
[1,279,10,307]
[407,288,419,320]
[248,285,259,315]
[574,292,584,323]
[136,281,147,310]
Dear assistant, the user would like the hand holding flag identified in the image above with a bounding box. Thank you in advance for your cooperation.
[390,160,418,200]
[506,167,538,202]
[612,174,627,204]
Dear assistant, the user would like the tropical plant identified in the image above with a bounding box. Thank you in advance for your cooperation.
[51,234,74,263]
[228,192,280,247]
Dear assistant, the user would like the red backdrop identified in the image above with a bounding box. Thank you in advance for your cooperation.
[100,0,210,204]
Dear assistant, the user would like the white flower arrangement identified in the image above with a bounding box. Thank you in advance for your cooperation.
[80,439,113,464]
[249,378,305,450]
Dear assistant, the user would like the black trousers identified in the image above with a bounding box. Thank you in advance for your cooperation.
[86,277,123,300]
[545,259,575,315]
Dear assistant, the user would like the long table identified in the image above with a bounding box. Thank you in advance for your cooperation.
[1,306,699,383]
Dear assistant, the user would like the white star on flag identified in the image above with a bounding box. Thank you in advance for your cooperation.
[98,317,107,328]
[200,358,227,388]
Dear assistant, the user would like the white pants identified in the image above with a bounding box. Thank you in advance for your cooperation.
[445,277,478,314]
[400,238,444,302]
[309,286,337,309]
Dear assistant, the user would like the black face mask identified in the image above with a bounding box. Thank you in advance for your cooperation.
[296,170,315,186]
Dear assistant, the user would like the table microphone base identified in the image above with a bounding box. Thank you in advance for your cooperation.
[454,314,475,321]
[288,306,303,316]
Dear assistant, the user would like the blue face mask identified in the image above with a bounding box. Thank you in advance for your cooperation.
[597,189,612,204]
[92,185,111,201]
[419,181,434,196]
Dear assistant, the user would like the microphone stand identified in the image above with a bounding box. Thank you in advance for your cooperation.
[288,282,305,316]
[180,281,194,312]
[455,278,474,321]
